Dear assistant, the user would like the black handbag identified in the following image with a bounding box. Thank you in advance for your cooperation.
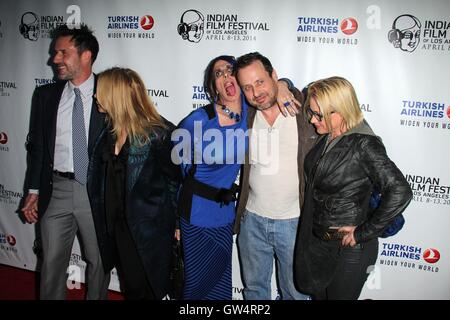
[168,240,184,300]
[369,187,405,238]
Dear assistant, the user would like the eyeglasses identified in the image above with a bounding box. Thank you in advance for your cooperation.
[306,106,334,122]
[306,106,324,122]
[214,64,234,79]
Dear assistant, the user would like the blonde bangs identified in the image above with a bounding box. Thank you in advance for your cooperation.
[308,76,363,131]
[97,67,166,144]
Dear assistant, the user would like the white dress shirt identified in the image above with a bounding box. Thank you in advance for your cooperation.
[29,74,94,195]
[53,74,94,173]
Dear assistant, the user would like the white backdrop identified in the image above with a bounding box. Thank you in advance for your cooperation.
[0,0,449,299]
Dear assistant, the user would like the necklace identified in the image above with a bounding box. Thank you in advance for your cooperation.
[219,104,241,122]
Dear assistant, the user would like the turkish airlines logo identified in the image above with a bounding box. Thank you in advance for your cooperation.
[447,106,450,119]
[140,15,154,30]
[6,235,16,246]
[341,17,358,35]
[423,248,440,264]
[0,132,8,144]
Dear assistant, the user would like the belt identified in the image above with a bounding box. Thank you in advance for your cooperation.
[53,170,75,180]
[313,226,347,241]
[178,176,239,223]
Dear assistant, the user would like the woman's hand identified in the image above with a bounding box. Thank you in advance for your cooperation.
[276,80,301,117]
[338,226,357,247]
[174,229,181,241]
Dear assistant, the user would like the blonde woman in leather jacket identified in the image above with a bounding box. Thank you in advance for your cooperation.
[294,76,412,300]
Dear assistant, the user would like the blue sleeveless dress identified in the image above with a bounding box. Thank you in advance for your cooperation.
[176,98,248,299]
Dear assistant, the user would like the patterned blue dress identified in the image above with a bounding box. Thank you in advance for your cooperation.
[176,98,248,299]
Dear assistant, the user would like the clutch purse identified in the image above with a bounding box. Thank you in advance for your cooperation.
[168,239,184,300]
[370,187,405,238]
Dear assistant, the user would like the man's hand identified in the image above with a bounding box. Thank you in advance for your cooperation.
[22,194,39,224]
[174,228,181,241]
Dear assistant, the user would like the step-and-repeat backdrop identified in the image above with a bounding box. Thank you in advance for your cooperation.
[0,0,449,299]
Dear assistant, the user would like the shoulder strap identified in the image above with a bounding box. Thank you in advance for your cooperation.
[185,103,215,178]
[179,104,215,179]
[203,103,216,120]
[187,161,197,178]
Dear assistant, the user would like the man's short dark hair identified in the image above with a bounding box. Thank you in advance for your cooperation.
[235,52,273,77]
[50,24,99,63]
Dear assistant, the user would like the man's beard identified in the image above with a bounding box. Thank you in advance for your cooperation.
[254,96,277,111]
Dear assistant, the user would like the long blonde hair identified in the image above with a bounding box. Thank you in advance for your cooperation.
[96,67,165,144]
[306,76,363,132]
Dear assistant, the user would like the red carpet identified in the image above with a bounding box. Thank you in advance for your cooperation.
[0,264,124,300]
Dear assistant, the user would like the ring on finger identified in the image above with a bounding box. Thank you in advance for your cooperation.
[283,101,290,107]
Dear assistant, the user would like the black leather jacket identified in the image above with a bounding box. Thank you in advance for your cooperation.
[304,120,412,243]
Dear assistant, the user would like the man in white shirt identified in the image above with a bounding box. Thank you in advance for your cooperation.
[22,24,109,299]
[234,52,317,300]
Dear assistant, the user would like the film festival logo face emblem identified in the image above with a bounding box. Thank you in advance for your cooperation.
[177,9,204,43]
[388,14,422,52]
[19,11,40,41]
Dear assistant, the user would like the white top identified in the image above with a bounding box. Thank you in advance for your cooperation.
[53,74,95,173]
[246,111,300,219]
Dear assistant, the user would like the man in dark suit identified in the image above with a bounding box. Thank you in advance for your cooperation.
[22,24,109,299]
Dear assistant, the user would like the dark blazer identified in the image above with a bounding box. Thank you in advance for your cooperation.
[25,78,105,217]
[87,120,180,299]
[234,87,318,234]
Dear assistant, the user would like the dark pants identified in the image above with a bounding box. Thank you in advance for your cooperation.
[314,238,378,300]
[115,218,155,300]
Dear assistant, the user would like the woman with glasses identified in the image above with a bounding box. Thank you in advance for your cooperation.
[294,76,412,300]
[173,55,298,299]
[88,67,180,299]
